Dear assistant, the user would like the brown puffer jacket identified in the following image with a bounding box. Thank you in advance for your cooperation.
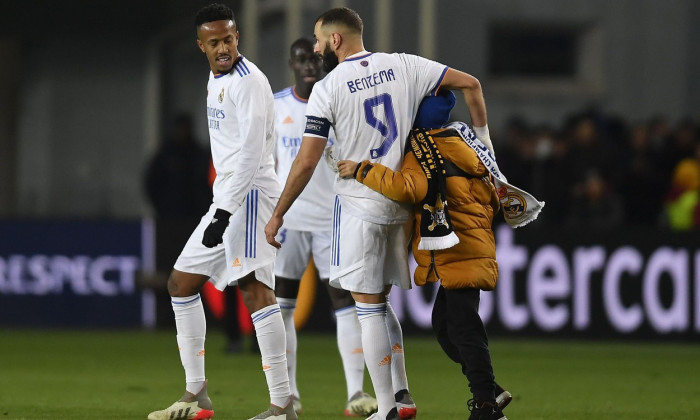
[354,127,500,290]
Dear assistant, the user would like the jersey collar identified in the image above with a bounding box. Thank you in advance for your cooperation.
[344,50,372,62]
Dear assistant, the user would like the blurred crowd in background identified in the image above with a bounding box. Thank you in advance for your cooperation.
[494,109,700,231]
[145,109,700,234]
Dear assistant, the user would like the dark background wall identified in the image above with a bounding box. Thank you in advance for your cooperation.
[0,0,698,219]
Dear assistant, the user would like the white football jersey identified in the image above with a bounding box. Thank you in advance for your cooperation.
[305,51,447,224]
[273,86,336,231]
[206,56,282,214]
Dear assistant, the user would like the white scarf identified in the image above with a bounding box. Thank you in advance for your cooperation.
[446,122,545,228]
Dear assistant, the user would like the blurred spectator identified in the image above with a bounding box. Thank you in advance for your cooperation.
[563,113,615,185]
[491,109,699,229]
[144,113,211,218]
[567,170,624,230]
[648,114,672,151]
[663,117,698,167]
[142,114,211,327]
[496,108,700,227]
[537,128,572,225]
[663,142,700,230]
[497,117,538,193]
[618,122,666,226]
[532,124,555,162]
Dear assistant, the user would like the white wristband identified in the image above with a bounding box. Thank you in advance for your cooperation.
[473,125,495,156]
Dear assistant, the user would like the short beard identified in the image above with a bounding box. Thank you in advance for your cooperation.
[322,44,339,72]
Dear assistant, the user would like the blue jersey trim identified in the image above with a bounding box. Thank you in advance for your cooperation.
[214,55,245,78]
[331,196,341,266]
[245,189,258,258]
[274,86,293,99]
[345,53,374,61]
[234,56,250,77]
[172,295,201,305]
[345,52,373,62]
[251,306,281,323]
[274,86,308,103]
[430,66,449,95]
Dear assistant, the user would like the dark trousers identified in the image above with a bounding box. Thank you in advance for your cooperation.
[432,285,495,401]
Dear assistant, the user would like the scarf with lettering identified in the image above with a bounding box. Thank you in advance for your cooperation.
[445,121,545,227]
[408,128,460,250]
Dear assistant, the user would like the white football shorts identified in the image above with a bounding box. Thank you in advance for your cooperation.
[174,189,277,290]
[329,199,411,294]
[274,228,331,279]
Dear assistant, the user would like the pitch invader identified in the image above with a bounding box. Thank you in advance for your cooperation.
[148,4,296,420]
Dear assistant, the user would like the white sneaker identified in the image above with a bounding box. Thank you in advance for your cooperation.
[345,391,378,417]
[147,381,214,420]
[292,396,302,415]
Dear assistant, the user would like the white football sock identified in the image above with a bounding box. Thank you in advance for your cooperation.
[356,302,394,418]
[277,297,298,399]
[386,301,409,394]
[172,294,206,394]
[336,305,365,399]
[252,304,291,408]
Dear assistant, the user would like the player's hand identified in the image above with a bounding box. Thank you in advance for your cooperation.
[202,208,231,248]
[265,214,284,249]
[338,160,359,179]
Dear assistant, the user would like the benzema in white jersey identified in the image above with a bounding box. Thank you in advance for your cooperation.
[265,7,490,420]
[304,29,448,296]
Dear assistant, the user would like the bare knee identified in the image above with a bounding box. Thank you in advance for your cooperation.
[351,291,387,304]
[239,272,277,313]
[167,270,209,297]
[322,279,355,310]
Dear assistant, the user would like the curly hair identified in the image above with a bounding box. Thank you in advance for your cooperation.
[195,3,235,28]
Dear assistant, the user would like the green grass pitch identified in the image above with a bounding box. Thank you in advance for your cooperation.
[0,329,698,419]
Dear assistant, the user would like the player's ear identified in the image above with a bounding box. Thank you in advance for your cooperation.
[197,39,205,53]
[331,32,341,49]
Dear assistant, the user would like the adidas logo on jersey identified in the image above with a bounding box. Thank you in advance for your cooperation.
[232,258,241,267]
[282,115,294,124]
[392,343,404,353]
